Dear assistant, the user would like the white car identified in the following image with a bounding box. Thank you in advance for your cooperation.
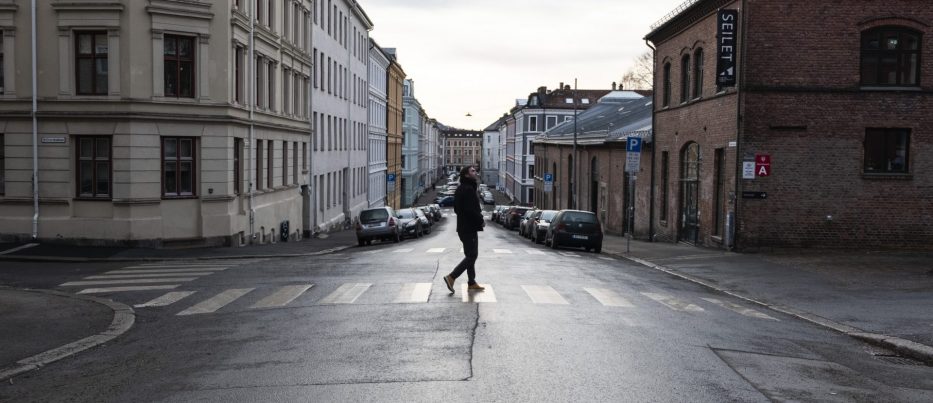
[482,191,494,205]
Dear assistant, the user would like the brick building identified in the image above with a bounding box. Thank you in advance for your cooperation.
[442,128,483,175]
[646,0,932,249]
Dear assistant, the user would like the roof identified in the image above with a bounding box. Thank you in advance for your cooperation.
[484,115,508,131]
[526,86,613,110]
[534,94,653,146]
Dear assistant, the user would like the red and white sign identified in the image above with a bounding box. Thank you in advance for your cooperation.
[755,154,771,177]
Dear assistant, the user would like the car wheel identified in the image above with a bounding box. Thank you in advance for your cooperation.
[366,240,373,246]
[550,236,558,249]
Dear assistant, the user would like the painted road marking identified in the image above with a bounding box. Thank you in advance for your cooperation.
[125,264,232,269]
[461,284,496,303]
[392,248,414,253]
[526,250,546,255]
[521,285,568,305]
[493,249,512,254]
[584,288,634,307]
[558,252,581,257]
[61,278,198,286]
[393,283,432,303]
[318,283,372,304]
[77,285,180,294]
[106,268,230,274]
[598,256,616,261]
[0,243,39,256]
[641,292,705,312]
[426,248,446,253]
[134,291,197,308]
[86,272,216,279]
[177,288,254,315]
[251,285,314,309]
[701,298,779,321]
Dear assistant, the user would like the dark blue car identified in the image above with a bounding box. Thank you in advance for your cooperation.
[435,195,454,207]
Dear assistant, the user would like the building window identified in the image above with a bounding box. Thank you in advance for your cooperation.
[662,62,671,107]
[267,60,275,111]
[861,27,921,86]
[529,140,535,155]
[76,137,112,198]
[293,141,298,184]
[282,141,288,186]
[864,128,909,173]
[713,148,724,236]
[680,55,690,103]
[528,164,534,178]
[693,48,704,99]
[660,151,669,221]
[0,134,4,195]
[267,140,273,188]
[162,137,195,197]
[546,116,557,130]
[528,116,538,132]
[75,32,108,95]
[234,138,242,195]
[256,140,264,190]
[0,33,4,94]
[234,46,244,104]
[164,35,195,98]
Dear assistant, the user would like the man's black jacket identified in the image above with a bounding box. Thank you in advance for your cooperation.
[454,177,484,233]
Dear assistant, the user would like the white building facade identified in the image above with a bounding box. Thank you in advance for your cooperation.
[367,40,390,207]
[401,79,422,206]
[309,0,373,231]
[482,117,505,187]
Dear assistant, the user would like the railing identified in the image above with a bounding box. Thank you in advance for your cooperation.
[649,0,702,31]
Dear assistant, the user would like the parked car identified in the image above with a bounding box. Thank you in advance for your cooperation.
[415,208,432,234]
[481,191,495,205]
[530,210,559,244]
[491,205,506,222]
[505,206,530,230]
[545,210,603,253]
[518,209,539,237]
[355,207,401,246]
[396,208,424,239]
[429,204,443,221]
[435,195,455,207]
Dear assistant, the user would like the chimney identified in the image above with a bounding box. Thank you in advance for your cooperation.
[559,82,564,90]
[538,86,547,96]
[612,82,617,90]
[564,85,570,90]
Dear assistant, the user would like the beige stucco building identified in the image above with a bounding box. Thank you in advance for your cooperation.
[0,0,319,247]
[385,49,405,210]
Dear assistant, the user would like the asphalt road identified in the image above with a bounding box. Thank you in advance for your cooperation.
[2,210,932,402]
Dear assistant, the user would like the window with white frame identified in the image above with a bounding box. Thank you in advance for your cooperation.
[528,116,538,132]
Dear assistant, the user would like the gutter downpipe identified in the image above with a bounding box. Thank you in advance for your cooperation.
[30,0,38,240]
[345,22,352,226]
[248,0,256,242]
[732,0,749,251]
[365,40,373,208]
[308,6,316,237]
[645,39,657,242]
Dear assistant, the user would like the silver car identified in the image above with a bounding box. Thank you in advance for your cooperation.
[531,210,559,244]
[356,207,401,246]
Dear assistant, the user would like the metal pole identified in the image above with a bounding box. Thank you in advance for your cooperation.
[572,78,578,210]
[30,0,38,240]
[247,0,256,241]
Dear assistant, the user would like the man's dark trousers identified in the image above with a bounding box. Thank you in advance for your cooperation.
[450,231,478,283]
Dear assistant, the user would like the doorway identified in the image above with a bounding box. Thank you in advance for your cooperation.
[679,143,699,244]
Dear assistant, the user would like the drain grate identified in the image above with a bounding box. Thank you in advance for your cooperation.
[873,354,928,366]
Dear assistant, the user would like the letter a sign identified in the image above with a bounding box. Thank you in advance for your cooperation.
[755,154,771,177]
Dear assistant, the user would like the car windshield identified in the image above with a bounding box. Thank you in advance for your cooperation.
[563,211,598,224]
[540,211,558,221]
[360,209,388,222]
[398,209,416,219]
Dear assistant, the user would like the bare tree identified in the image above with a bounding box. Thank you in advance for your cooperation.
[620,51,654,91]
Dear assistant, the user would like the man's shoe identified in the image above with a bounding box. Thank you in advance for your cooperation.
[467,283,485,291]
[443,275,455,293]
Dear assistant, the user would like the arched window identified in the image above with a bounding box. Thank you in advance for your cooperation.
[680,54,690,103]
[861,27,921,86]
[662,62,671,107]
[693,48,704,99]
[567,154,574,209]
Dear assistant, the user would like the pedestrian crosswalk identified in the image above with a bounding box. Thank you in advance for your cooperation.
[364,246,603,258]
[57,259,265,295]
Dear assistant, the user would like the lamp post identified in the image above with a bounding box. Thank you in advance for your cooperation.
[572,78,578,210]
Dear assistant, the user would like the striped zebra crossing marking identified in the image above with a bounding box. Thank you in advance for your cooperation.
[105,268,230,274]
[701,298,779,321]
[393,283,432,303]
[558,252,581,257]
[526,250,546,255]
[493,249,512,254]
[641,292,705,312]
[318,283,372,304]
[251,285,314,309]
[426,248,446,253]
[461,284,496,303]
[584,288,634,307]
[78,285,180,294]
[135,291,197,308]
[124,264,232,269]
[86,272,216,279]
[393,248,415,253]
[177,288,254,315]
[521,285,568,305]
[61,278,198,287]
[598,256,616,261]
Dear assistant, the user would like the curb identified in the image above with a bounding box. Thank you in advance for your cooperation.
[0,288,136,381]
[604,248,933,366]
[0,245,353,263]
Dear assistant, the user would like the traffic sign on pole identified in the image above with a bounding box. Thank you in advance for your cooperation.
[543,173,553,193]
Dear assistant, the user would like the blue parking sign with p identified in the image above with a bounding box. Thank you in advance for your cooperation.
[626,137,642,153]
[543,173,553,182]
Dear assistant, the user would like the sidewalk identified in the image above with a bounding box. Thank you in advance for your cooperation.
[601,234,933,365]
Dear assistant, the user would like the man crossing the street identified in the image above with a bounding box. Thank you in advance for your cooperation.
[443,165,485,293]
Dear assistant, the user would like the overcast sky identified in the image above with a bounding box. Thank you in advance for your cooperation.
[360,0,686,130]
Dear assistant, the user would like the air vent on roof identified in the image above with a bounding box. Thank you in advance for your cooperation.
[582,99,590,104]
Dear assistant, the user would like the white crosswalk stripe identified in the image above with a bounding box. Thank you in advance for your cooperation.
[135,291,197,308]
[251,285,314,309]
[393,248,414,253]
[78,285,180,294]
[598,256,616,261]
[526,250,546,255]
[701,298,779,321]
[426,248,446,253]
[61,278,198,286]
[86,272,216,279]
[318,283,371,304]
[177,288,254,315]
[104,268,230,274]
[521,285,568,305]
[393,283,432,303]
[558,252,581,257]
[641,292,705,312]
[584,287,634,307]
[461,284,496,303]
[493,249,512,254]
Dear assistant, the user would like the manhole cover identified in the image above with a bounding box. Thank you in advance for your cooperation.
[874,355,928,366]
